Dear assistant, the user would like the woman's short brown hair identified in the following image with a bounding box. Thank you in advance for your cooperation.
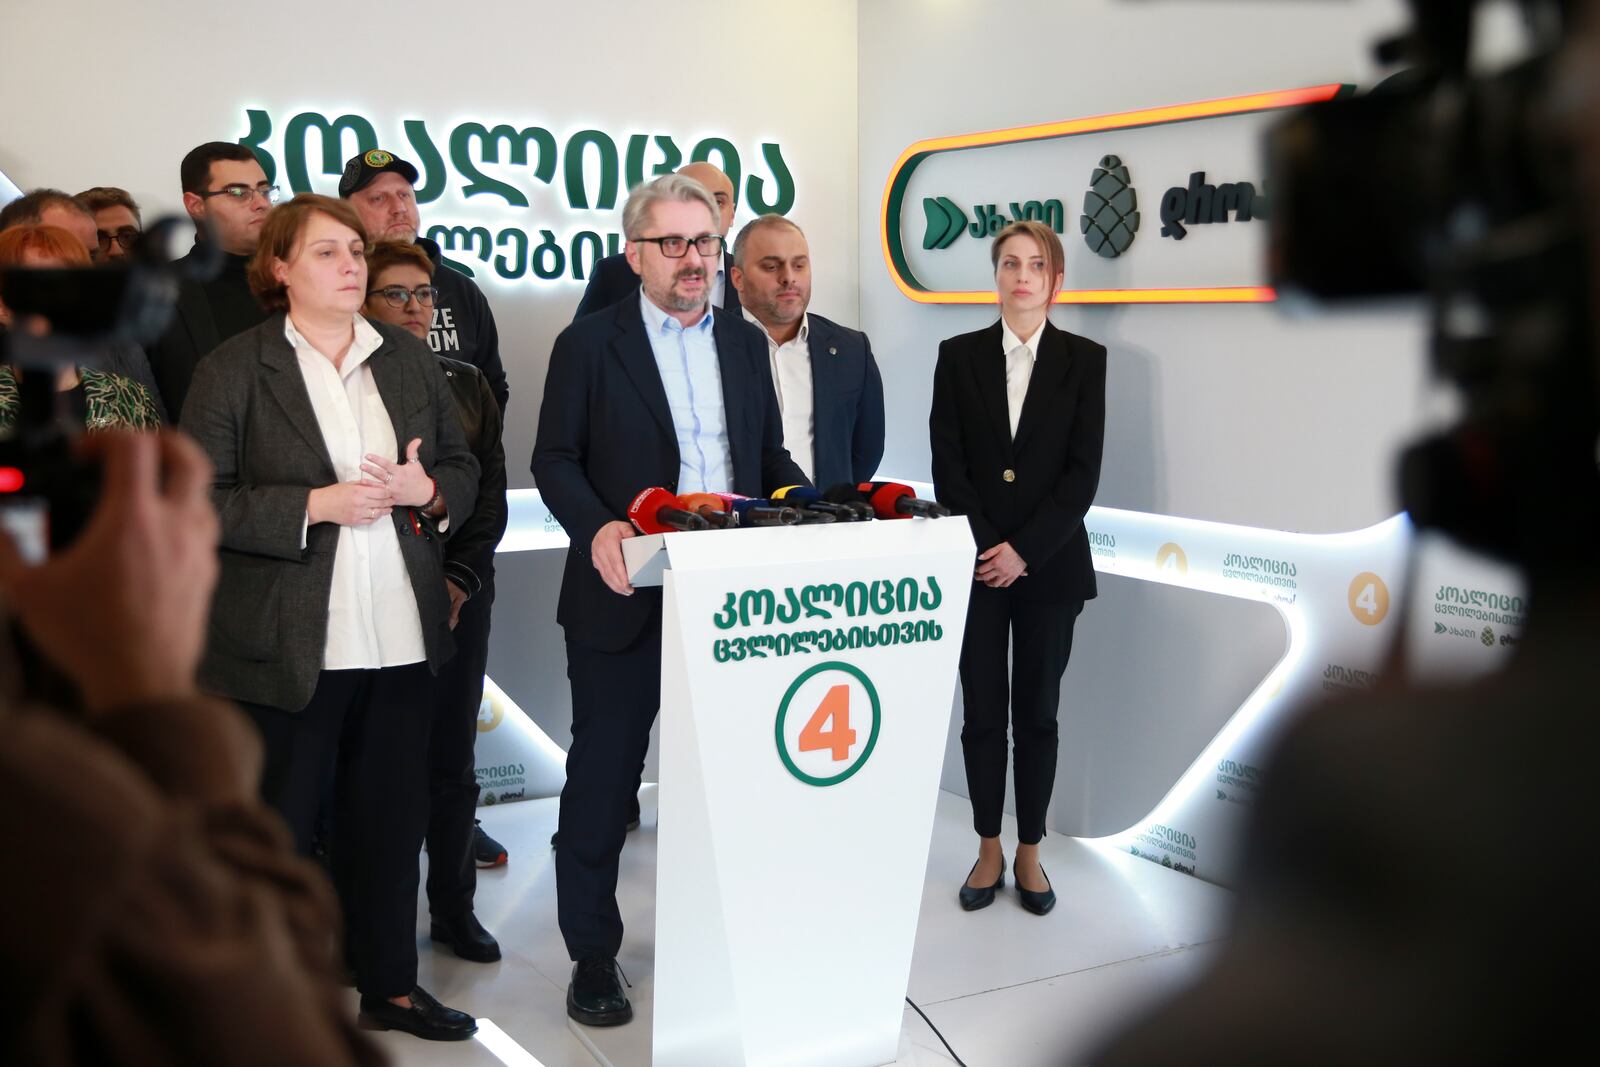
[990,220,1065,291]
[364,239,435,285]
[247,193,368,312]
[0,223,94,269]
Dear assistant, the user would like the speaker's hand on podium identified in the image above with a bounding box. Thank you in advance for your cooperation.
[592,519,637,596]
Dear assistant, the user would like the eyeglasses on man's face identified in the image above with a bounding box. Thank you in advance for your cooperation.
[197,183,282,205]
[367,284,439,308]
[634,234,724,258]
[96,227,140,252]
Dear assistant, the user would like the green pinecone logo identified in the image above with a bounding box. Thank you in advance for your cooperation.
[1480,626,1495,647]
[1081,155,1140,259]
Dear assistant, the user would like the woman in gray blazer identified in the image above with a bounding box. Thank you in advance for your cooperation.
[182,194,480,1043]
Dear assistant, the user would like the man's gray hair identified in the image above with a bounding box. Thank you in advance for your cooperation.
[621,174,720,240]
[731,214,804,269]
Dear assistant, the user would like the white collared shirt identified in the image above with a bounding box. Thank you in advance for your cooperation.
[746,309,815,482]
[287,314,426,670]
[999,317,1045,440]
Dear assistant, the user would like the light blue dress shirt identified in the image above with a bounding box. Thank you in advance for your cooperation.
[639,291,734,493]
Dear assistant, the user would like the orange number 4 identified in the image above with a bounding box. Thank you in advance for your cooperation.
[798,684,857,762]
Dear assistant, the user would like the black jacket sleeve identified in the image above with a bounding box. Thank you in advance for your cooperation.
[929,340,1002,552]
[444,373,507,596]
[852,333,886,482]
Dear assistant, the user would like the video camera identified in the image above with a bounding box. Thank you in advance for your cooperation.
[0,217,213,554]
[1267,0,1600,574]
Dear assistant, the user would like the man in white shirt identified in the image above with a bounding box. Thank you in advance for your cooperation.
[730,215,884,490]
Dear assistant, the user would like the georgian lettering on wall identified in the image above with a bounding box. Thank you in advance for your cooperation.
[237,109,796,285]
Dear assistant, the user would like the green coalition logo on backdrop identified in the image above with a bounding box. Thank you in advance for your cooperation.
[237,108,795,284]
[1080,155,1140,258]
[920,195,1066,250]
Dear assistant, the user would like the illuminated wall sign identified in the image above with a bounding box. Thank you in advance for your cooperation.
[236,108,796,286]
[880,84,1348,305]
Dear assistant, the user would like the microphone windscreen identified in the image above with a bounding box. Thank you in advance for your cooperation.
[628,487,709,533]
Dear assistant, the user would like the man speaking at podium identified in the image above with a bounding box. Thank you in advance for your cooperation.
[531,174,807,1028]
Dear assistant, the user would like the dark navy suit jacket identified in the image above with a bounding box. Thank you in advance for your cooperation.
[572,252,741,322]
[531,296,808,651]
[798,313,885,490]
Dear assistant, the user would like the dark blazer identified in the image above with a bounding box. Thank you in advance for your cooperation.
[930,319,1106,603]
[572,251,741,322]
[437,355,507,597]
[532,296,808,651]
[148,248,269,421]
[182,315,480,712]
[803,313,885,489]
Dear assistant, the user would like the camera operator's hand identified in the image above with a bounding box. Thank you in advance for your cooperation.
[306,480,395,527]
[0,431,220,716]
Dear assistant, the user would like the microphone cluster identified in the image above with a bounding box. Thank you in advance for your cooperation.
[626,482,950,535]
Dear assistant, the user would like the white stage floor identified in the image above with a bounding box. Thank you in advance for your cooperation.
[359,789,1230,1066]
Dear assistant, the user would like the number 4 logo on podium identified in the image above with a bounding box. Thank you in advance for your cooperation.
[775,661,882,786]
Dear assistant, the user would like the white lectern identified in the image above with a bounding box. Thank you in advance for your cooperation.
[620,518,975,1067]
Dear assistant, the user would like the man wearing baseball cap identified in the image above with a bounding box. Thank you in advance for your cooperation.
[340,149,509,412]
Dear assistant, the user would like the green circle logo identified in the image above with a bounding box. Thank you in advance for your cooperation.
[775,661,881,787]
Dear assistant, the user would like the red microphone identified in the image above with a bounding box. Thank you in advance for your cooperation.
[858,481,951,519]
[628,487,711,533]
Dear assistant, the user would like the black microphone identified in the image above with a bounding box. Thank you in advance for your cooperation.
[775,484,871,520]
[726,496,804,527]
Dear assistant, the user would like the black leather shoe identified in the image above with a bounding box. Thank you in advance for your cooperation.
[567,956,633,1027]
[431,911,502,963]
[958,856,1005,911]
[358,985,477,1041]
[1014,859,1057,915]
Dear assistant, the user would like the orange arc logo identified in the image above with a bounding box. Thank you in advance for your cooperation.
[879,84,1348,306]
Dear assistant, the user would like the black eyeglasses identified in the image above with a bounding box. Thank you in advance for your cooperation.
[367,285,439,308]
[196,183,281,204]
[96,227,140,252]
[633,234,724,258]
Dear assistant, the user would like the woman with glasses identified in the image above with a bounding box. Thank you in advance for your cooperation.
[930,219,1106,917]
[361,239,509,964]
[0,224,162,433]
[181,195,481,1042]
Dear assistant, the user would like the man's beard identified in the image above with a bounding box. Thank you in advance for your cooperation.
[661,266,707,312]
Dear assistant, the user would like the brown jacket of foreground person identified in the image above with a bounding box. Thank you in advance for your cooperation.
[0,668,386,1067]
[0,428,383,1067]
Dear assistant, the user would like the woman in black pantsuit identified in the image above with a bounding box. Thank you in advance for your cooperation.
[929,220,1106,915]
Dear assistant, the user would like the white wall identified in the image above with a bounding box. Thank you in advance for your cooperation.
[857,0,1439,836]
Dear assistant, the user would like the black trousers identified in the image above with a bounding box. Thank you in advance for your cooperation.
[958,583,1083,845]
[556,619,661,960]
[426,586,493,920]
[240,661,434,999]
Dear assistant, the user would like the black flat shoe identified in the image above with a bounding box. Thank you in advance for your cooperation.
[431,911,502,963]
[358,985,477,1041]
[1014,859,1056,915]
[958,856,1005,911]
[568,955,633,1027]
